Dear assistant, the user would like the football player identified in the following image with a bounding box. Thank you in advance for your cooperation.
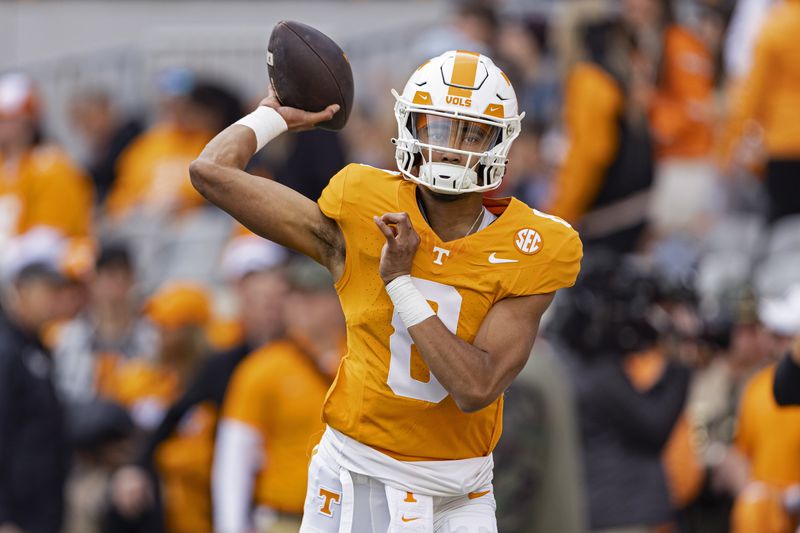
[190,50,582,532]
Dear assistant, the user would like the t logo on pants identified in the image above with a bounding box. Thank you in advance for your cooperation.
[318,487,341,517]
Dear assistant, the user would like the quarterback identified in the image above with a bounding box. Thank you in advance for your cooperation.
[190,50,581,532]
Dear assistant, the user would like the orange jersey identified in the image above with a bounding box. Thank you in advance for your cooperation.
[736,364,800,489]
[722,0,800,160]
[222,340,332,513]
[103,360,215,533]
[105,125,210,219]
[546,63,623,224]
[651,25,715,159]
[0,145,93,246]
[318,164,582,461]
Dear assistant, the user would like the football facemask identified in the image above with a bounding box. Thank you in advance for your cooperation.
[412,113,501,192]
[392,50,523,195]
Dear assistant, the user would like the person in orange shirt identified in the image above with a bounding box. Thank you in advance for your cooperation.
[0,73,93,252]
[105,73,243,221]
[545,18,653,253]
[731,364,800,533]
[104,282,215,533]
[213,259,344,533]
[722,0,800,223]
[649,4,724,236]
[731,291,800,533]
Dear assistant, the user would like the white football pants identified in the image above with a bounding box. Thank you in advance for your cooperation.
[299,448,497,533]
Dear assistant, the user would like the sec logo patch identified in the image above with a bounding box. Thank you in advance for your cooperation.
[514,228,543,255]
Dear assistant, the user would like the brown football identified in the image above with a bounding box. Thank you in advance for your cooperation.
[267,20,354,131]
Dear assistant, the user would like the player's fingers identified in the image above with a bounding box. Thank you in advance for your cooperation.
[373,216,397,244]
[307,104,340,125]
[381,212,413,239]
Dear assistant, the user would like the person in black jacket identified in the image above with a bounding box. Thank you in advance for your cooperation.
[551,254,690,532]
[774,338,800,406]
[0,263,72,533]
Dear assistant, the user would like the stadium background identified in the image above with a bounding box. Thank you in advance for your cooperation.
[1,0,800,532]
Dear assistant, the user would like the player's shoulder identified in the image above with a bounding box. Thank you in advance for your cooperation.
[322,163,403,217]
[340,163,401,188]
[503,200,582,260]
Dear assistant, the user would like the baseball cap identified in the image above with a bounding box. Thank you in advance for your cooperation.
[145,281,212,330]
[219,234,288,282]
[1,227,68,285]
[0,73,41,120]
[759,285,800,337]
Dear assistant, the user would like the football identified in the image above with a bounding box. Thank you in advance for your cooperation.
[267,20,354,131]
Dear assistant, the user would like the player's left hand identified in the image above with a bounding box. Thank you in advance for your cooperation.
[374,212,420,284]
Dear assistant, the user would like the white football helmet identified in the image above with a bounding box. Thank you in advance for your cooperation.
[392,50,523,195]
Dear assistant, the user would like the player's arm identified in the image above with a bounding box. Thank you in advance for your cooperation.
[374,213,554,413]
[189,95,345,277]
[413,291,553,412]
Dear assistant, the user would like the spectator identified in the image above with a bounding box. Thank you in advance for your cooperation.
[683,293,771,532]
[553,254,690,532]
[211,231,290,349]
[496,18,560,126]
[63,400,136,533]
[546,18,655,253]
[729,288,800,533]
[102,282,214,533]
[53,241,157,404]
[108,238,289,533]
[0,254,73,533]
[213,258,344,533]
[68,88,144,206]
[105,72,241,221]
[0,73,94,254]
[649,2,724,237]
[721,0,800,223]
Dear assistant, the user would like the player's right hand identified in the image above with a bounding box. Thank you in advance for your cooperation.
[259,88,339,132]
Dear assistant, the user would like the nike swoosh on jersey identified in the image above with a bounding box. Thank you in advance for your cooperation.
[468,490,491,500]
[488,253,519,264]
[401,516,421,522]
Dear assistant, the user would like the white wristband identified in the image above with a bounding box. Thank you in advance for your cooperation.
[234,106,288,152]
[385,275,435,328]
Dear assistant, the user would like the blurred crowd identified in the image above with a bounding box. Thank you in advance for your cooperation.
[1,0,800,532]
